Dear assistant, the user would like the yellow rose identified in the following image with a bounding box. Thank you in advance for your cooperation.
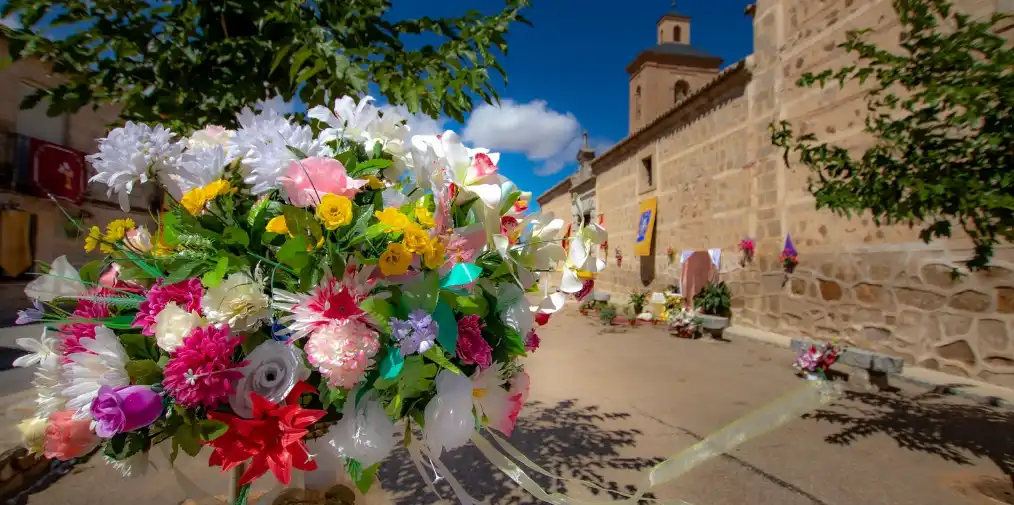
[17,417,47,454]
[366,175,385,190]
[265,215,290,235]
[423,238,446,270]
[379,242,412,276]
[203,179,234,199]
[180,187,209,215]
[416,207,435,229]
[316,194,353,230]
[84,226,102,253]
[402,223,431,254]
[375,207,409,232]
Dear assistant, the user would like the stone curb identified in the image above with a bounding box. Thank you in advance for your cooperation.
[724,325,1014,409]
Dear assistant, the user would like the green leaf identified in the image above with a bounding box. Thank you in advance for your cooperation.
[400,272,440,313]
[281,206,322,241]
[355,464,381,494]
[383,393,403,419]
[320,385,347,410]
[277,236,310,269]
[78,260,105,284]
[360,297,394,333]
[197,419,228,442]
[172,426,203,458]
[162,212,182,245]
[103,431,148,461]
[164,260,203,285]
[348,222,387,246]
[241,330,270,356]
[397,355,438,400]
[222,226,250,248]
[125,359,163,385]
[120,333,159,361]
[423,347,462,375]
[201,255,229,288]
[102,314,140,330]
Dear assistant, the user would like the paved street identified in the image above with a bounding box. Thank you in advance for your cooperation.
[12,309,1014,505]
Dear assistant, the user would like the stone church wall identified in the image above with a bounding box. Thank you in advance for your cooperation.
[538,0,1014,387]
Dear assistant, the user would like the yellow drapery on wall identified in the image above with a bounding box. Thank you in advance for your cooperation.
[634,197,657,257]
[0,210,34,277]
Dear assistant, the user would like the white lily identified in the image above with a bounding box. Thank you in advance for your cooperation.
[24,256,88,302]
[411,131,506,209]
[308,95,379,145]
[560,224,608,294]
[13,328,60,369]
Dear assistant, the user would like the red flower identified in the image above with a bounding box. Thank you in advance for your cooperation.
[534,312,551,326]
[203,384,326,486]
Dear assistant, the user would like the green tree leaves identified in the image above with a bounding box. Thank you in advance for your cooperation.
[770,0,1013,270]
[0,0,532,132]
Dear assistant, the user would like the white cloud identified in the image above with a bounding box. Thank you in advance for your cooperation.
[461,99,611,176]
[377,104,447,137]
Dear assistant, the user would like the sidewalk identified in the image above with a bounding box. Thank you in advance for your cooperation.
[725,325,1014,407]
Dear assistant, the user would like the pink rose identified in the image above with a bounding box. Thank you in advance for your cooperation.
[44,410,98,461]
[282,157,368,208]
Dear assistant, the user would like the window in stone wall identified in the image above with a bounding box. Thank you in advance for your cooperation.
[641,155,654,192]
[674,25,682,43]
[674,80,690,103]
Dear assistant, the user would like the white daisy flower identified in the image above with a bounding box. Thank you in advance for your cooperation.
[87,122,184,211]
[230,106,324,194]
[62,326,130,420]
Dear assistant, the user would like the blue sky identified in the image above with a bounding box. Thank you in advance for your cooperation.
[2,1,756,207]
[375,0,756,207]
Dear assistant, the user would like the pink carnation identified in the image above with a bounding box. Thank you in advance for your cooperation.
[456,315,492,369]
[304,321,379,389]
[282,157,368,208]
[163,325,245,409]
[59,300,111,359]
[524,330,540,353]
[134,278,203,336]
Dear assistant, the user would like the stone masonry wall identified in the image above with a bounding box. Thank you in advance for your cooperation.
[538,0,1014,387]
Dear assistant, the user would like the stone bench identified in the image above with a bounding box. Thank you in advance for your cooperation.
[790,338,904,390]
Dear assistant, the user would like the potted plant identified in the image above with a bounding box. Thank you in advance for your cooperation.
[628,290,649,315]
[693,281,732,331]
[598,304,617,325]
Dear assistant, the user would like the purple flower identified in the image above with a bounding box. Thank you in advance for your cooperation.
[391,309,439,357]
[15,300,44,325]
[783,234,797,257]
[89,385,164,438]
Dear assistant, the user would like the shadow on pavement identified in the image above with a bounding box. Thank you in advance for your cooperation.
[0,347,29,371]
[804,389,1014,477]
[379,399,662,505]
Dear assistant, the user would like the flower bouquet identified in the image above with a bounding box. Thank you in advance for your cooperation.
[738,238,754,266]
[780,235,799,273]
[665,307,701,339]
[12,95,608,503]
[792,342,843,380]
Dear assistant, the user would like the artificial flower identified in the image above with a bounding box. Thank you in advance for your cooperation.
[89,385,164,438]
[134,278,204,336]
[18,417,48,454]
[423,370,475,456]
[187,125,233,149]
[308,95,380,145]
[470,363,519,436]
[229,340,311,419]
[456,315,491,368]
[365,175,385,190]
[202,271,271,332]
[62,325,130,420]
[15,300,45,325]
[103,218,136,243]
[560,224,608,295]
[282,157,367,208]
[44,410,99,461]
[59,299,112,357]
[534,312,551,326]
[203,179,234,199]
[316,194,354,230]
[378,243,412,276]
[15,329,66,417]
[416,206,435,228]
[232,106,324,194]
[272,268,373,342]
[168,143,236,198]
[180,186,209,215]
[326,392,397,468]
[524,329,540,353]
[423,238,446,270]
[24,256,88,302]
[87,122,183,211]
[305,321,380,389]
[402,223,431,254]
[410,132,506,208]
[391,310,439,357]
[375,207,409,232]
[124,226,153,254]
[266,215,290,235]
[162,324,245,409]
[13,328,60,369]
[153,302,205,352]
[498,283,535,340]
[84,226,106,253]
[205,390,326,486]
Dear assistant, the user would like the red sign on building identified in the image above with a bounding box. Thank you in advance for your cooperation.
[29,138,87,203]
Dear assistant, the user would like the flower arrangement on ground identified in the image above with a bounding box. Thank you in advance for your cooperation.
[12,96,607,497]
[665,307,701,339]
[792,342,843,379]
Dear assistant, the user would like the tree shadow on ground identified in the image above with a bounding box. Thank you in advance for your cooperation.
[803,388,1014,477]
[378,399,663,505]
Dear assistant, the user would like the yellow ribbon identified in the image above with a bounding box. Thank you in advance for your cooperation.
[465,380,840,505]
